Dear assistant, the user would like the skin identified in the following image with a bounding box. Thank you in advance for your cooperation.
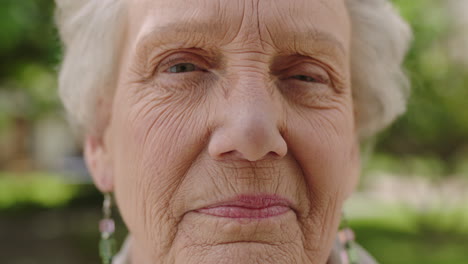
[85,0,360,263]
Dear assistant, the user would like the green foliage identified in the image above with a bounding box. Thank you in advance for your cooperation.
[0,0,59,75]
[348,197,468,264]
[0,0,60,130]
[364,153,448,179]
[381,0,468,163]
[352,222,468,264]
[0,172,78,208]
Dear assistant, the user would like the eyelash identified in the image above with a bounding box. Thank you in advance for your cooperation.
[289,74,328,84]
[158,54,330,86]
[160,58,204,73]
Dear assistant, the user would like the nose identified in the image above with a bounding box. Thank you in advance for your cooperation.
[208,80,287,162]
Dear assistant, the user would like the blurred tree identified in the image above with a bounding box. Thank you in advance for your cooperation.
[0,0,60,169]
[0,0,60,124]
[378,0,468,171]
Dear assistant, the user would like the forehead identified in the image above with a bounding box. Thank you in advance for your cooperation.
[126,0,350,51]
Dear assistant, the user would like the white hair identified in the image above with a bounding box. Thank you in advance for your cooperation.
[55,0,126,135]
[346,0,412,139]
[55,0,412,139]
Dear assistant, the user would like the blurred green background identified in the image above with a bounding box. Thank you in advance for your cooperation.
[0,0,467,263]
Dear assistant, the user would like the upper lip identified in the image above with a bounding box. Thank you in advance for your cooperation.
[196,194,295,210]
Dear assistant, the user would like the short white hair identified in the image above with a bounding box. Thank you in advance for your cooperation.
[55,0,412,139]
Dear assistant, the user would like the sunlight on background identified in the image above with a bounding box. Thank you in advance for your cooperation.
[0,0,467,263]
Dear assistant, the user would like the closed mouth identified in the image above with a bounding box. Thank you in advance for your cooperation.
[194,194,293,219]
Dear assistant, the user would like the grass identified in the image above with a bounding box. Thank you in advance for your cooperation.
[352,220,468,264]
[346,195,468,264]
[0,171,79,209]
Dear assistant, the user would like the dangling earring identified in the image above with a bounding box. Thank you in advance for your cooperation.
[338,212,359,264]
[99,192,116,264]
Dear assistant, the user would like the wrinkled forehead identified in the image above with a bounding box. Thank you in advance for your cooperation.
[126,0,350,54]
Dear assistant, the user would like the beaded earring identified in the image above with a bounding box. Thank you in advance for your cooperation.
[99,192,116,264]
[338,213,359,264]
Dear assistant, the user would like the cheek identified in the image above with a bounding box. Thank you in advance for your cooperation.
[109,85,212,253]
[286,106,359,202]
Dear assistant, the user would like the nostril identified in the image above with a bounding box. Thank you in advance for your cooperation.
[218,150,249,161]
[208,129,288,161]
[208,112,288,162]
[219,150,284,162]
[265,151,283,160]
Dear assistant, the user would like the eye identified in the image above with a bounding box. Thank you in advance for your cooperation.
[168,63,199,73]
[292,75,319,83]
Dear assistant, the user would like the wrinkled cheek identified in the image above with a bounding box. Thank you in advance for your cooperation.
[284,110,358,258]
[109,92,212,257]
[286,109,357,200]
[299,139,357,201]
[286,110,357,215]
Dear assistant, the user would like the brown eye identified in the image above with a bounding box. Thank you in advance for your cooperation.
[168,63,198,73]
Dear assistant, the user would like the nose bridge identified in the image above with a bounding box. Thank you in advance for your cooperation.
[234,73,271,106]
[208,71,287,161]
[228,69,278,130]
[230,93,274,141]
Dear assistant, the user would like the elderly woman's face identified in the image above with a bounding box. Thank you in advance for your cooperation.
[92,0,359,263]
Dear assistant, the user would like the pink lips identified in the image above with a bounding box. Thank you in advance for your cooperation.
[195,195,292,219]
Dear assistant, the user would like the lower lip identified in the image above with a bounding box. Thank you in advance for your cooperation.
[196,205,290,219]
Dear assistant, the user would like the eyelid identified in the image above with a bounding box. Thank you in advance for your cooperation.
[278,63,331,84]
[270,53,348,89]
[162,60,203,73]
[300,70,330,84]
[156,52,210,73]
[292,74,329,85]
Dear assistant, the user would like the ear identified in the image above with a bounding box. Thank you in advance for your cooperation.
[84,135,114,193]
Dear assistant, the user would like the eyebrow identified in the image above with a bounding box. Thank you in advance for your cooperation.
[135,21,226,51]
[134,21,347,64]
[301,29,346,56]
